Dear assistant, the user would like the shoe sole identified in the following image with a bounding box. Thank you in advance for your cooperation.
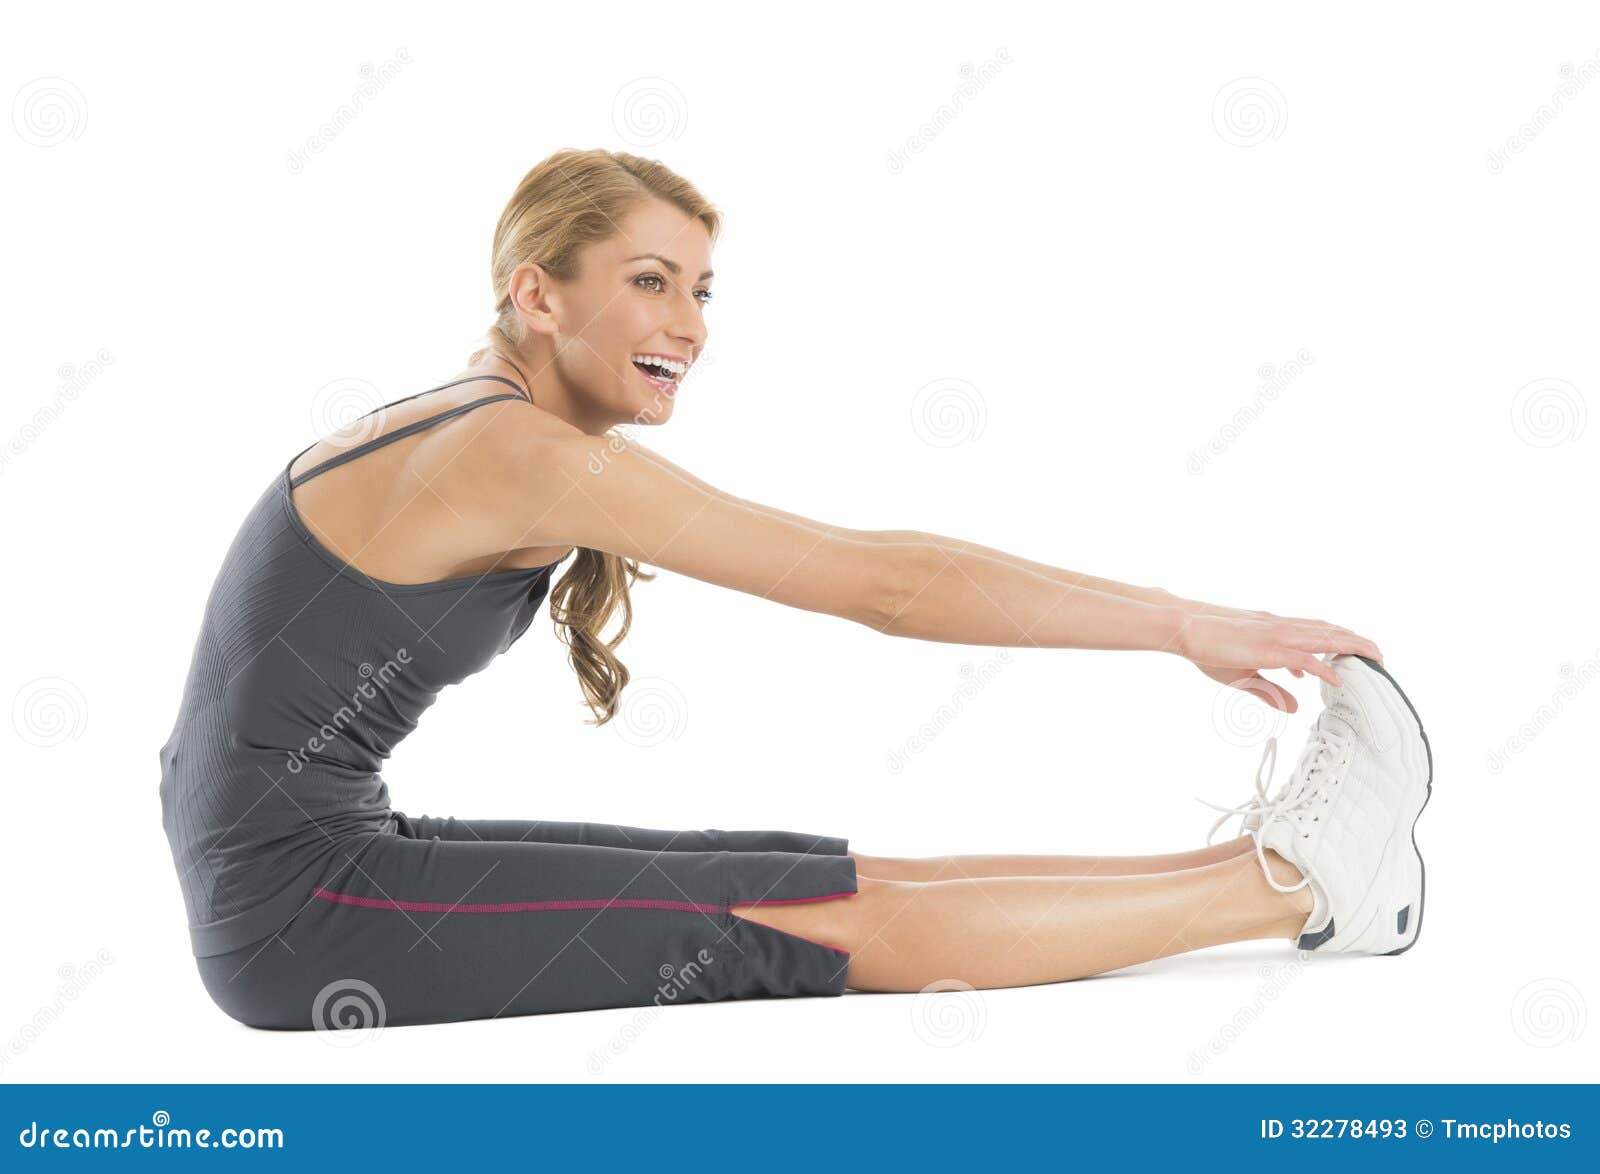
[1351,654,1432,956]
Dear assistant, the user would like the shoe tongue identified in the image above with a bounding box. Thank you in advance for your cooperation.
[1317,663,1360,740]
[1318,704,1359,741]
[1257,815,1297,860]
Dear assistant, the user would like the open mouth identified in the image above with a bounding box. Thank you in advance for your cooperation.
[630,353,688,392]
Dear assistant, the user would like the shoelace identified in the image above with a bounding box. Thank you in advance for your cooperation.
[1195,714,1354,894]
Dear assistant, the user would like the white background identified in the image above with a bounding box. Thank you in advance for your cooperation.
[2,1,1595,1082]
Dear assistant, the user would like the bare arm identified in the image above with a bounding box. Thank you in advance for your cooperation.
[467,416,1382,686]
[617,439,1192,633]
[470,422,1186,653]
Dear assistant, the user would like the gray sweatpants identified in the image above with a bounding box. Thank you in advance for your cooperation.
[194,813,859,1030]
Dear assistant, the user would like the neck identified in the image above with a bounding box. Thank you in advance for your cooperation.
[472,349,614,436]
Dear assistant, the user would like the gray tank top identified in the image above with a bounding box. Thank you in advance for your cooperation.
[158,376,568,957]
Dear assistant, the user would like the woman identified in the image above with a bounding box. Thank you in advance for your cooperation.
[158,148,1431,1031]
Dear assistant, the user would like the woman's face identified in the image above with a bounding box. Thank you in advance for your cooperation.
[543,197,713,429]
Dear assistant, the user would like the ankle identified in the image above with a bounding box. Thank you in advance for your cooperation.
[1260,849,1315,918]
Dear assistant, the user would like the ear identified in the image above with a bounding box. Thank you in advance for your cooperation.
[508,261,561,337]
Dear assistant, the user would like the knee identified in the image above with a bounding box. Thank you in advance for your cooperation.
[194,951,313,1031]
[730,876,914,952]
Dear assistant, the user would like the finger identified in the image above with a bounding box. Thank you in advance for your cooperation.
[1239,672,1296,713]
[1286,619,1364,644]
[1283,627,1383,663]
[1293,650,1343,688]
[1282,621,1384,664]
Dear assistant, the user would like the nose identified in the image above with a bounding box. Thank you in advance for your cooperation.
[669,288,708,356]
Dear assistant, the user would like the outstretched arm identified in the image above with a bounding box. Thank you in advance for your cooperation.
[470,418,1379,688]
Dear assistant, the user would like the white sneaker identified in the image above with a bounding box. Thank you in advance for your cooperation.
[1197,653,1432,955]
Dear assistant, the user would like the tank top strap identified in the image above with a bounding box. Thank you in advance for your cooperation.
[288,375,531,489]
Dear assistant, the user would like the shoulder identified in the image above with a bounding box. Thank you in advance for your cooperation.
[474,398,634,487]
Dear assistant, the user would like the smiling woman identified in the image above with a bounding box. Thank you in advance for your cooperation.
[158,148,1420,1035]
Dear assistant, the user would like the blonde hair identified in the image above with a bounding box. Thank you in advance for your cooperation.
[469,148,720,726]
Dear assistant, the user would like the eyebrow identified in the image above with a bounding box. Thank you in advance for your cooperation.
[623,253,714,281]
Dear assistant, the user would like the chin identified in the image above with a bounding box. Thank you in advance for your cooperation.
[627,392,677,426]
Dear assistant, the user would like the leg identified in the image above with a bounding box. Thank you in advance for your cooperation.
[732,847,1313,990]
[395,812,1252,878]
[392,812,842,855]
[194,823,858,1029]
[849,834,1258,881]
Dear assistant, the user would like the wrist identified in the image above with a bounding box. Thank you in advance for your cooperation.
[1147,602,1195,657]
[1141,586,1201,614]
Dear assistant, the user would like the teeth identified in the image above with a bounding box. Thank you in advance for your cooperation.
[631,354,687,377]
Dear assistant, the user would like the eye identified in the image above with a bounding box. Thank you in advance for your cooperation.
[633,272,713,306]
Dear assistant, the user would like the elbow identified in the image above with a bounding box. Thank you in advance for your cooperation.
[856,539,935,633]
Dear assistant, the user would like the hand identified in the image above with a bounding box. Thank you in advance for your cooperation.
[1165,604,1384,714]
[1150,588,1385,663]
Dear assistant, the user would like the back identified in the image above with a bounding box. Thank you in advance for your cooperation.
[157,377,568,957]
